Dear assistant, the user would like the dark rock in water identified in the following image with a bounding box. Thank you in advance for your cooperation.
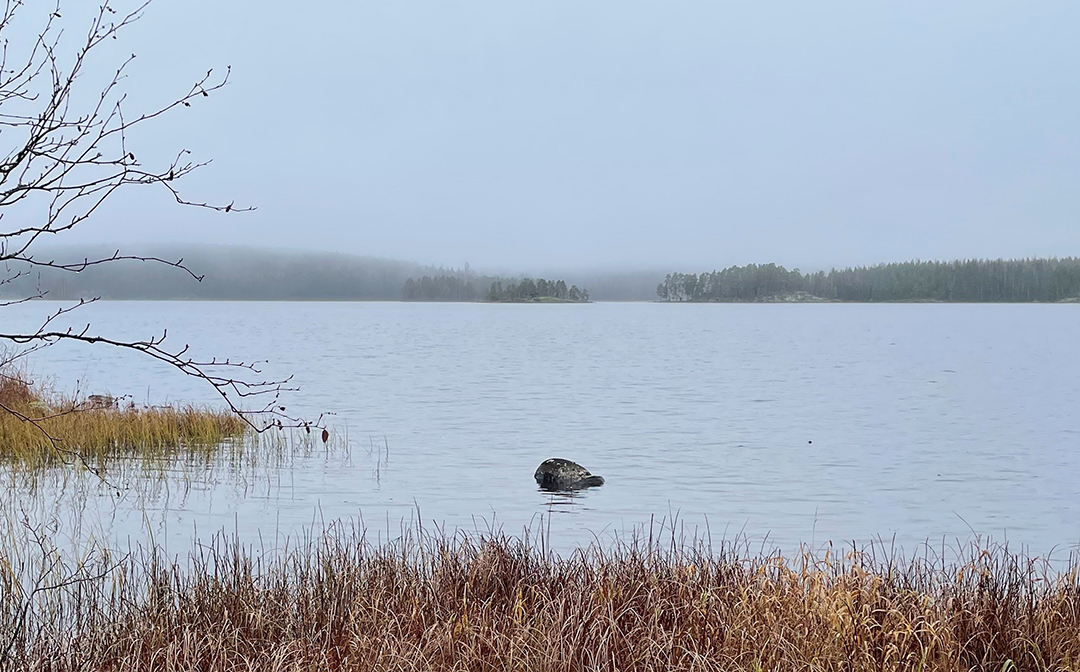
[534,458,605,491]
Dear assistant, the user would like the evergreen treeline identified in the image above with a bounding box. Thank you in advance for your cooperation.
[402,275,481,301]
[484,278,588,302]
[656,258,1080,302]
[403,275,589,302]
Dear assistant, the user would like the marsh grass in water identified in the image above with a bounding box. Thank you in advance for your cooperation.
[3,520,1080,671]
[0,370,250,471]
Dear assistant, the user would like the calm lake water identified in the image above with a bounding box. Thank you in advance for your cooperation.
[4,301,1079,559]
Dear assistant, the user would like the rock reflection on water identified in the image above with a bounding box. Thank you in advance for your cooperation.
[539,488,588,512]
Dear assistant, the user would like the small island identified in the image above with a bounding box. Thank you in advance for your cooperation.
[485,278,589,303]
[402,275,589,302]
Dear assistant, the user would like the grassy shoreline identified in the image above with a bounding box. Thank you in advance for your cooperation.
[3,368,1077,669]
[0,370,248,471]
[3,528,1079,671]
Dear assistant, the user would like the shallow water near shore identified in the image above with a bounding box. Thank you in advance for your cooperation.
[3,301,1079,559]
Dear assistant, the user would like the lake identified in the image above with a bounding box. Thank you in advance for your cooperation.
[3,301,1079,560]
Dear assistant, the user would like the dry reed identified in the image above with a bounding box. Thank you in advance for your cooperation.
[0,370,247,470]
[4,525,1080,671]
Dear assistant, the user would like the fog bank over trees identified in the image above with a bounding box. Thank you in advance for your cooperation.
[0,245,435,301]
[535,271,667,302]
[6,246,1080,303]
[0,245,618,301]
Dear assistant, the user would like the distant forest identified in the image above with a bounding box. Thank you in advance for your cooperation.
[402,275,590,302]
[485,278,589,302]
[0,245,437,301]
[402,275,483,301]
[656,258,1080,303]
[0,245,603,302]
[6,247,1077,304]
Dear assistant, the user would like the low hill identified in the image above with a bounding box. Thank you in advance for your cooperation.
[0,245,434,301]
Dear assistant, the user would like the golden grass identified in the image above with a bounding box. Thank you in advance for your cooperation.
[4,528,1080,671]
[0,370,247,470]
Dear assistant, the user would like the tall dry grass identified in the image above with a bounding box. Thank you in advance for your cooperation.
[0,370,247,470]
[4,526,1080,671]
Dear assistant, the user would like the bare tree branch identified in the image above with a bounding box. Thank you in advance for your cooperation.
[0,0,317,464]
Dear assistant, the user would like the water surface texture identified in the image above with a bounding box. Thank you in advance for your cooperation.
[6,302,1078,557]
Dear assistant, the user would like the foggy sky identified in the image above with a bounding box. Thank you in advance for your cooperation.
[50,1,1080,272]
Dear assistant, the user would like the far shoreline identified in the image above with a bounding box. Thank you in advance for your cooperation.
[14,298,1080,306]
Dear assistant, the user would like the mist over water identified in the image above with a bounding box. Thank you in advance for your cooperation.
[5,301,1079,559]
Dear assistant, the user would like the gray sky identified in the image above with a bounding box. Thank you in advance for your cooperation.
[54,1,1080,272]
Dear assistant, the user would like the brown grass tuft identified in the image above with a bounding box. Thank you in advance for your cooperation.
[0,376,35,407]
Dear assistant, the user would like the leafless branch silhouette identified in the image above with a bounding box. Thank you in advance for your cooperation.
[0,0,318,458]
